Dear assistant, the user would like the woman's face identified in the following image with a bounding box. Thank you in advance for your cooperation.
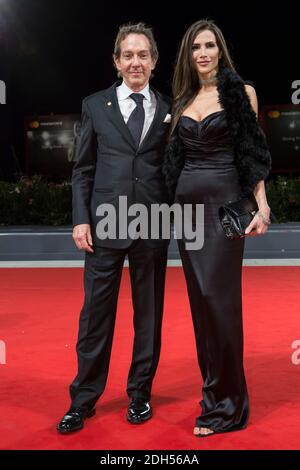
[192,29,221,76]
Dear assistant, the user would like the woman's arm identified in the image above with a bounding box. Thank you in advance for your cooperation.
[245,84,258,115]
[245,180,271,235]
[244,85,271,236]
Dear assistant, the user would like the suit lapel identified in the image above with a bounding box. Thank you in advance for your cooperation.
[102,83,136,150]
[138,89,169,152]
[102,83,170,153]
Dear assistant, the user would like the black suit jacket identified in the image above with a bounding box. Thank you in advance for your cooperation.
[72,82,172,249]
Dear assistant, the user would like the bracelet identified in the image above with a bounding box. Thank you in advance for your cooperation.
[257,211,271,225]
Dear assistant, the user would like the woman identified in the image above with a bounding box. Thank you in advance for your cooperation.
[164,20,271,437]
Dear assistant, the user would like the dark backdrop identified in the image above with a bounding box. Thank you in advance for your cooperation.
[0,0,299,172]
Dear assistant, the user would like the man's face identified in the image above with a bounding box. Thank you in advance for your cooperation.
[114,34,156,91]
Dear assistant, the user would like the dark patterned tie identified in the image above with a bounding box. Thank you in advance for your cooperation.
[127,93,145,147]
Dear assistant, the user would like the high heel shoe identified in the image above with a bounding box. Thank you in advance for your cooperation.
[193,426,215,437]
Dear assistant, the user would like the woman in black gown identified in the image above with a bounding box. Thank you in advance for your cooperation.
[164,20,271,437]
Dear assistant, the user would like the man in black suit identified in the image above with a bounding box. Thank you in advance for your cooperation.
[57,23,171,433]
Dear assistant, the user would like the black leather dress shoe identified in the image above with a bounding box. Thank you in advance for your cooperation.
[56,406,96,433]
[127,399,152,424]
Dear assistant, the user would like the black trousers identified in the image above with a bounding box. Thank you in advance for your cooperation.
[70,241,168,411]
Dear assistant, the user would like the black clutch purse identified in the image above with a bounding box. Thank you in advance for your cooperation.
[219,193,259,240]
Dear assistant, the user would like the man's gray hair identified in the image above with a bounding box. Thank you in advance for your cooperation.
[113,22,159,61]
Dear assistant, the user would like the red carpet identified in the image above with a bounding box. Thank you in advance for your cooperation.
[0,266,299,450]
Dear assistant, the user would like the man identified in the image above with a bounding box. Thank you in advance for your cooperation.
[57,23,171,433]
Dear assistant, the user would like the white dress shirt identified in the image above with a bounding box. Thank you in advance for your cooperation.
[116,81,157,144]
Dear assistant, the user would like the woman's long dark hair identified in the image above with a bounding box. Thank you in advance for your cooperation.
[171,19,235,135]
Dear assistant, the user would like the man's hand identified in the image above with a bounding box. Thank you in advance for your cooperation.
[72,224,94,253]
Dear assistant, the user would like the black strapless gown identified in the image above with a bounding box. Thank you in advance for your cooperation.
[176,111,249,433]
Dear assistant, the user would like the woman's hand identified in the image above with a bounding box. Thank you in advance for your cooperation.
[245,205,271,236]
